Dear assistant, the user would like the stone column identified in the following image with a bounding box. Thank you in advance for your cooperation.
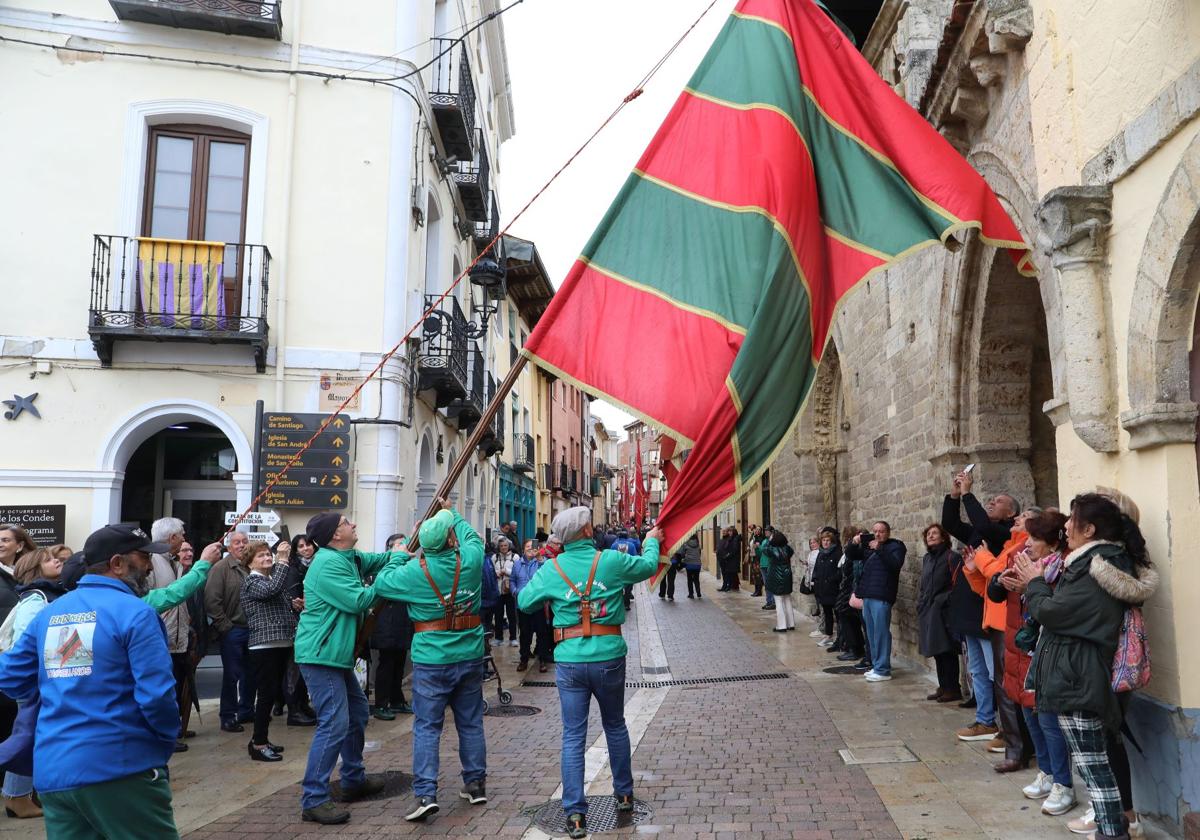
[1035,185,1119,452]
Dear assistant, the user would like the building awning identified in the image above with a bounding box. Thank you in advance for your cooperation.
[502,234,555,327]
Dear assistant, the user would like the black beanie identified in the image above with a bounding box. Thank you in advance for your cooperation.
[307,513,342,548]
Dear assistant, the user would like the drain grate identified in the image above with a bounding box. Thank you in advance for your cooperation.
[523,795,652,833]
[484,704,541,717]
[521,672,790,689]
[326,769,413,801]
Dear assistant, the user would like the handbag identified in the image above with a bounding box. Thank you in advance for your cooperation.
[1111,606,1151,692]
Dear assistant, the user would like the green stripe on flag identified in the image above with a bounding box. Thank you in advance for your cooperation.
[582,174,804,332]
[688,15,956,258]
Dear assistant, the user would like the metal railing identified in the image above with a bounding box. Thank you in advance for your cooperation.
[452,129,490,221]
[474,191,500,254]
[419,293,469,394]
[512,432,534,470]
[90,234,269,333]
[429,38,477,153]
[109,0,282,38]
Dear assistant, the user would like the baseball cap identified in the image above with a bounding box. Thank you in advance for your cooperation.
[83,523,172,567]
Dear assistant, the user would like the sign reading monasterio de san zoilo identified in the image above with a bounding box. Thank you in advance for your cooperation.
[257,413,350,510]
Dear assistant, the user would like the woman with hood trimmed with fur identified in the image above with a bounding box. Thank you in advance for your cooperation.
[1007,492,1158,840]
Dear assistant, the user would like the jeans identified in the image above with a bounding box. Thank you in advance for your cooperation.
[246,646,288,745]
[761,571,774,606]
[411,660,487,798]
[1023,707,1071,787]
[2,772,32,797]
[218,627,256,725]
[557,658,632,817]
[964,634,996,726]
[298,664,369,810]
[861,598,893,676]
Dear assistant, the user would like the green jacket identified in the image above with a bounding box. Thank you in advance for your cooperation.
[294,545,399,669]
[1026,542,1136,730]
[373,511,484,666]
[143,560,211,614]
[516,537,659,663]
[756,540,770,570]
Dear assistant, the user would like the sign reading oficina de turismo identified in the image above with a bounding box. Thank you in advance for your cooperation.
[257,413,350,509]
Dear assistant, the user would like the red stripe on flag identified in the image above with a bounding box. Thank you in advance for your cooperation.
[524,260,744,444]
[735,0,1030,269]
[636,90,884,355]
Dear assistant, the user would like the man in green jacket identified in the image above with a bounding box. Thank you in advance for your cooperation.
[293,513,401,826]
[517,506,661,840]
[372,499,487,822]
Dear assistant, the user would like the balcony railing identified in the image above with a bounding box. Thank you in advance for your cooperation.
[512,433,534,472]
[477,373,505,457]
[453,129,490,222]
[558,462,569,491]
[429,39,477,160]
[418,294,468,408]
[109,0,282,39]
[473,191,500,256]
[446,340,485,431]
[89,234,270,371]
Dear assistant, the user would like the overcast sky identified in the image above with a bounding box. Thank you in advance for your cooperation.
[496,0,738,438]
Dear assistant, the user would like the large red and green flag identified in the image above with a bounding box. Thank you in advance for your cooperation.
[523,0,1034,554]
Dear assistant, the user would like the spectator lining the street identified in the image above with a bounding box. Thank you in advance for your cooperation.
[716,526,741,592]
[148,517,193,753]
[492,537,517,647]
[513,539,552,673]
[916,524,962,703]
[205,529,255,734]
[810,528,841,644]
[834,525,867,665]
[369,533,415,720]
[280,534,318,725]
[682,534,702,599]
[851,521,906,682]
[1010,493,1156,840]
[764,530,796,632]
[241,539,299,762]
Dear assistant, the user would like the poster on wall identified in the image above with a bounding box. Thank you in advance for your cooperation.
[318,371,363,411]
[0,505,66,544]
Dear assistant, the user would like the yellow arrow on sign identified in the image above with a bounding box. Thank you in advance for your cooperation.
[332,417,346,429]
[332,437,345,448]
[331,474,343,486]
[330,493,343,505]
[332,456,345,467]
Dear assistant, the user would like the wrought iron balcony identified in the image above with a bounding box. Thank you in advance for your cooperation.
[595,459,615,479]
[108,0,282,39]
[512,433,534,472]
[538,463,552,491]
[446,341,485,431]
[429,38,477,160]
[89,234,270,372]
[477,373,505,457]
[418,294,469,408]
[558,462,570,491]
[453,130,490,222]
[473,192,500,256]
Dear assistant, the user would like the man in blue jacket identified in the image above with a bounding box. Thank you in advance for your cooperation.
[850,521,907,682]
[0,523,181,838]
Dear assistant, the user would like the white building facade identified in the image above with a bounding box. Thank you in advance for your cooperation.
[0,0,525,548]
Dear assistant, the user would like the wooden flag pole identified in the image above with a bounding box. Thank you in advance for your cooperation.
[407,354,530,552]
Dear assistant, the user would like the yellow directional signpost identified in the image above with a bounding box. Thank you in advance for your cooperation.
[257,413,351,510]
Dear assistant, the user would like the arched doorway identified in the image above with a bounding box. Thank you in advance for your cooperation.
[960,242,1058,509]
[120,422,238,542]
[416,431,436,523]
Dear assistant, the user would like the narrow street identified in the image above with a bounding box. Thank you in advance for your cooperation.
[0,571,1169,840]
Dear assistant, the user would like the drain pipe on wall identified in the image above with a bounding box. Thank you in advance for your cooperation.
[274,3,301,410]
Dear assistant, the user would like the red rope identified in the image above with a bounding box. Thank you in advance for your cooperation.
[224,0,722,538]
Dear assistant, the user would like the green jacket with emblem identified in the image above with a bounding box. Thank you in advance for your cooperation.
[516,537,659,663]
[372,510,484,666]
[294,546,399,669]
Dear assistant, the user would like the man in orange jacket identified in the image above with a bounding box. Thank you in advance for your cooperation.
[963,507,1038,773]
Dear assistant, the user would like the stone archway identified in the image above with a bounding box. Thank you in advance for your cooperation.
[95,399,253,529]
[1124,131,1200,449]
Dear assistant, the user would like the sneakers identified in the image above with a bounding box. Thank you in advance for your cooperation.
[371,705,396,721]
[865,671,892,682]
[615,794,634,812]
[301,801,350,825]
[987,736,1006,753]
[404,796,440,822]
[566,813,587,839]
[817,638,833,647]
[1067,806,1095,834]
[808,629,825,637]
[339,776,385,803]
[1041,783,1077,816]
[459,780,487,805]
[956,722,999,741]
[1022,771,1053,799]
[853,659,873,671]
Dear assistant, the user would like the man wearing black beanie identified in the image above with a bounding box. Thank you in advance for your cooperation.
[293,513,403,825]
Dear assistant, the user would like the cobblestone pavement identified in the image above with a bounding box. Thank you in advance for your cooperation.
[0,572,1178,838]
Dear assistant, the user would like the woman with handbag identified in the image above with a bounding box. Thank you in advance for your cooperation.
[1008,494,1156,840]
[810,528,841,643]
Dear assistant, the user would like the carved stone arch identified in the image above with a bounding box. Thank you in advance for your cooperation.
[792,341,846,530]
[1123,131,1200,449]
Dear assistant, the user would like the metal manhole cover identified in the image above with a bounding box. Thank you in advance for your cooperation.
[485,704,541,717]
[839,745,919,765]
[326,769,413,801]
[823,665,865,675]
[523,795,652,833]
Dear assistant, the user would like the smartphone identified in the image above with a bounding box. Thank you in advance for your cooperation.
[963,463,976,474]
